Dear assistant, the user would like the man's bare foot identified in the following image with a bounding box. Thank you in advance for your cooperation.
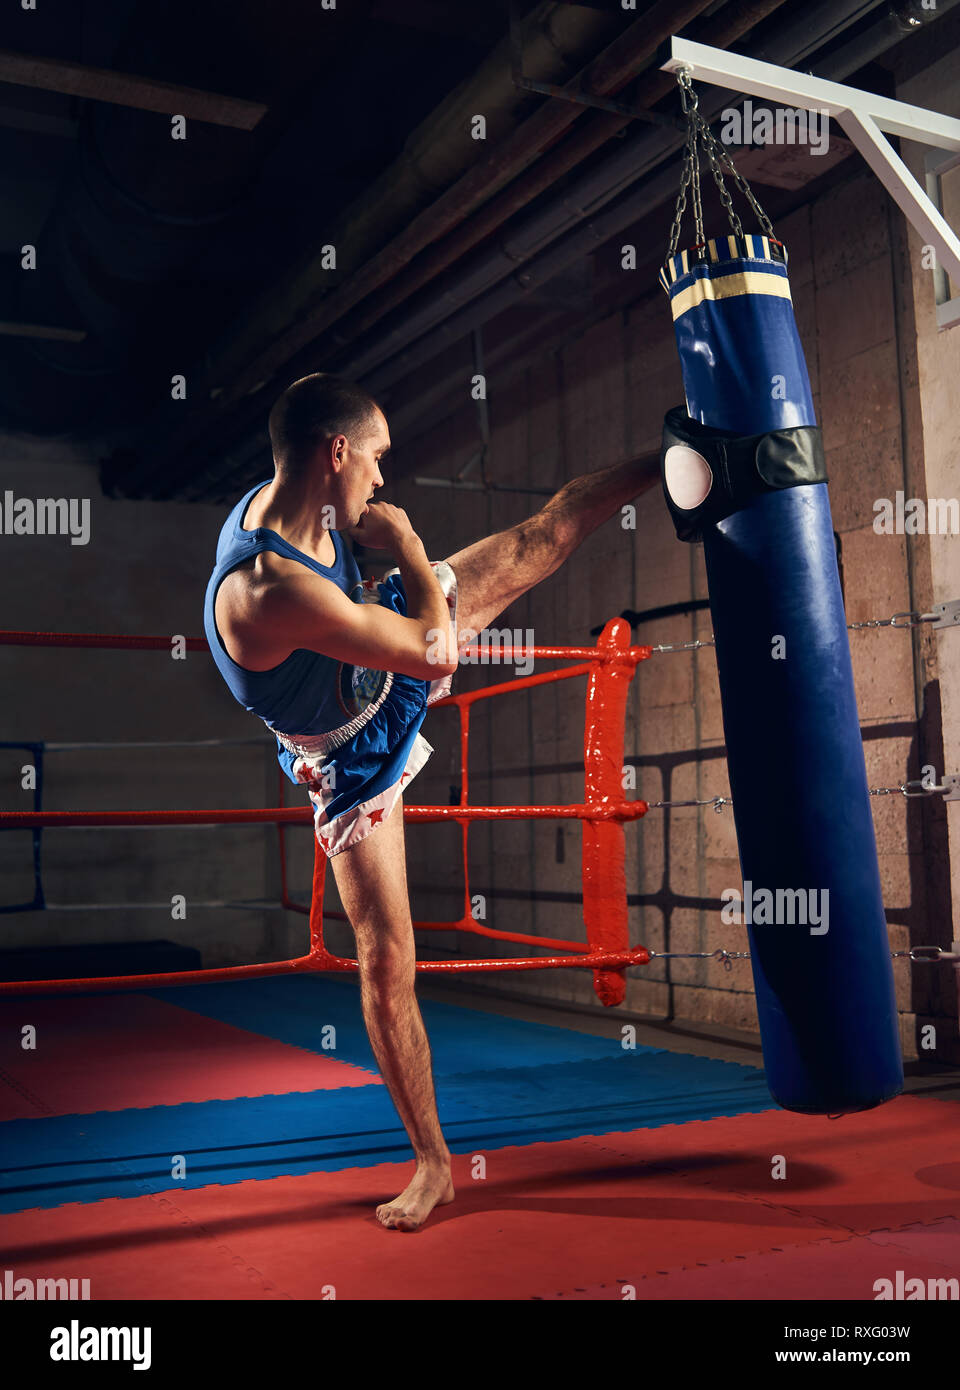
[376,1162,455,1232]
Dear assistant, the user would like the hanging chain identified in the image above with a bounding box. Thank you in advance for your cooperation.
[687,81,704,247]
[667,72,698,257]
[667,71,703,256]
[700,124,744,240]
[700,119,776,240]
[667,67,776,258]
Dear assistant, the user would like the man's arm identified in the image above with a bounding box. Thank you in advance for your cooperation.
[227,509,457,679]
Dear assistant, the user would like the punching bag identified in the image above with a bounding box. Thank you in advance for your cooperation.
[659,223,903,1114]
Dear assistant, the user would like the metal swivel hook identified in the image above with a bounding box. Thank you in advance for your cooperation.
[677,67,698,112]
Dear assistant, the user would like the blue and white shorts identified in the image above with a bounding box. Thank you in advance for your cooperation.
[273,561,458,858]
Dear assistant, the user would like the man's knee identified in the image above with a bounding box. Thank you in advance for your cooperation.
[356,934,416,998]
[517,511,572,573]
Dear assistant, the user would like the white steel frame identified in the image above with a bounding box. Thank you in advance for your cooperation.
[661,37,960,328]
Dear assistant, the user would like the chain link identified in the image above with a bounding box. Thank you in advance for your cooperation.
[647,948,750,972]
[892,947,960,963]
[690,111,704,248]
[647,946,959,968]
[700,119,776,240]
[650,608,940,655]
[868,779,947,798]
[702,125,743,239]
[847,610,935,630]
[644,780,947,810]
[647,795,732,813]
[651,636,715,653]
[669,75,697,256]
[667,67,776,258]
[667,70,699,257]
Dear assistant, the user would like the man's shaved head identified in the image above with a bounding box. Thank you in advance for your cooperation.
[268,373,382,478]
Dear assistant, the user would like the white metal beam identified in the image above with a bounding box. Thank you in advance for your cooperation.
[839,111,960,287]
[661,35,960,316]
[661,37,960,148]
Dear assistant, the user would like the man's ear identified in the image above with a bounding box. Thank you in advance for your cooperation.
[328,434,347,473]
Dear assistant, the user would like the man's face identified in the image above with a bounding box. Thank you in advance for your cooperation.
[341,408,390,526]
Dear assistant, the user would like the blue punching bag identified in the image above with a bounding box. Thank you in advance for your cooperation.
[659,226,903,1115]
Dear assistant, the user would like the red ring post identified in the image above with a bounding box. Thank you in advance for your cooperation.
[582,618,637,1006]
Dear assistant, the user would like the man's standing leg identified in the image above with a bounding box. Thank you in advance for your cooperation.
[328,792,453,1232]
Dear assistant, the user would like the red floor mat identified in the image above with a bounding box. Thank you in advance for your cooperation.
[3,1096,956,1300]
[0,1140,908,1299]
[578,1094,960,1236]
[538,1221,960,1299]
[0,995,378,1120]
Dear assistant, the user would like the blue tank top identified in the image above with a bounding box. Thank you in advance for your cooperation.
[203,479,382,736]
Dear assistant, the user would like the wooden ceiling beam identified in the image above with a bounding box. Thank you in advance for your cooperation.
[0,50,267,129]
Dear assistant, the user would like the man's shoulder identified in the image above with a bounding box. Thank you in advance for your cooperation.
[229,549,315,587]
[219,552,366,638]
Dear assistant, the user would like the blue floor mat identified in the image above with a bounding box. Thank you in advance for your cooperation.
[0,1052,772,1212]
[147,974,666,1074]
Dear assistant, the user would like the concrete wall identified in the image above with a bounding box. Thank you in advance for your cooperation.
[0,436,309,972]
[895,46,960,1059]
[394,160,959,1061]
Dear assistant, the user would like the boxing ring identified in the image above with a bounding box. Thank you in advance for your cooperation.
[0,618,652,1004]
[1,609,956,1009]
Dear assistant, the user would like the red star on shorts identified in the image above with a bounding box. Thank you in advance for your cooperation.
[367,807,385,826]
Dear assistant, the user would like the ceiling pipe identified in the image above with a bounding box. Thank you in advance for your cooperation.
[802,2,937,79]
[0,48,268,128]
[201,0,706,404]
[0,0,375,436]
[303,0,791,368]
[190,284,637,503]
[176,0,899,503]
[355,0,948,395]
[131,0,948,501]
[197,0,890,475]
[114,3,631,459]
[167,4,795,503]
[117,0,714,497]
[369,1,960,453]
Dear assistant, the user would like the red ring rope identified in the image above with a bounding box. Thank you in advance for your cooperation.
[0,618,654,1000]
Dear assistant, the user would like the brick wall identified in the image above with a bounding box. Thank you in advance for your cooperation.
[392,165,958,1060]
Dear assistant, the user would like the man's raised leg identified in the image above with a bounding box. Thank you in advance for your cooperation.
[445,453,658,638]
[328,793,453,1232]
